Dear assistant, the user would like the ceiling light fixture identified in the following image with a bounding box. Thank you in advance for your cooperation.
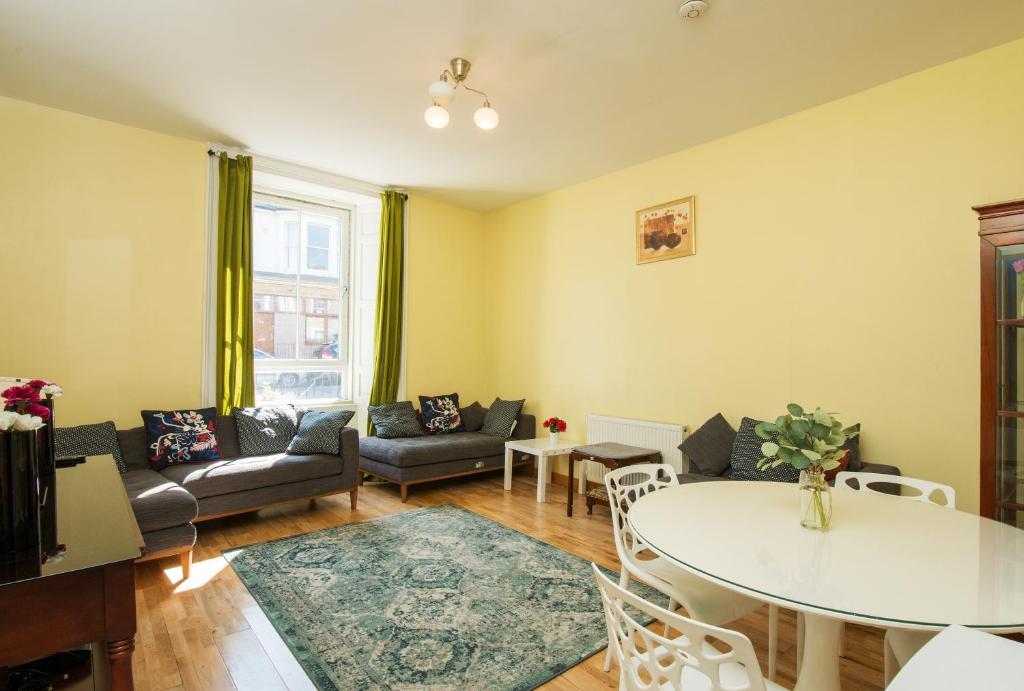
[679,0,708,19]
[424,57,499,131]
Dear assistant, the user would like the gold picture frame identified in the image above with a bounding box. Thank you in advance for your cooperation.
[636,195,696,264]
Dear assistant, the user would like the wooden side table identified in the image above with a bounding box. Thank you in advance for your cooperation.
[567,443,662,517]
[0,456,141,690]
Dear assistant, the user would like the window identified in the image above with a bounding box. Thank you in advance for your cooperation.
[306,224,331,271]
[252,196,351,404]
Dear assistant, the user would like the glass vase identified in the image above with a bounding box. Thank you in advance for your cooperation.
[799,467,832,530]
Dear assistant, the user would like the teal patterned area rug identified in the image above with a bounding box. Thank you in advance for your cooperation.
[227,504,651,690]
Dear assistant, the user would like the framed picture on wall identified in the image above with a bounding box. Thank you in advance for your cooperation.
[636,196,695,264]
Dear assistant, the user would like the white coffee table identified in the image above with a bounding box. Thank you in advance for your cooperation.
[504,437,581,502]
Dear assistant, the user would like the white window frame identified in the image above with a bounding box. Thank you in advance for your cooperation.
[252,191,354,406]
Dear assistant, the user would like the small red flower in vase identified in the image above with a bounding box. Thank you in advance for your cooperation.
[542,417,567,443]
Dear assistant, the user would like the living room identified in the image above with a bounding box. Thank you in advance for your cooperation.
[2,1,1024,690]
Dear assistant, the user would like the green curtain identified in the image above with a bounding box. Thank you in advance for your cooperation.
[368,190,406,434]
[215,153,255,414]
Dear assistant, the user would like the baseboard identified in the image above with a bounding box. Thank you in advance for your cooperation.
[548,471,602,491]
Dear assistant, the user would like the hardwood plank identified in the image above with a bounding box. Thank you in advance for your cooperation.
[130,470,885,690]
[217,629,288,691]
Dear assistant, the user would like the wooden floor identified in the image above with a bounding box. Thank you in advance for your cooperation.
[131,469,886,691]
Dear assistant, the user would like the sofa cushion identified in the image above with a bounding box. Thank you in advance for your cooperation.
[679,413,736,476]
[121,469,198,533]
[418,393,466,435]
[287,409,354,455]
[159,452,344,500]
[460,401,486,432]
[727,417,800,483]
[55,421,127,473]
[233,405,298,455]
[843,435,862,471]
[141,408,222,470]
[359,432,506,468]
[480,398,525,438]
[368,401,424,439]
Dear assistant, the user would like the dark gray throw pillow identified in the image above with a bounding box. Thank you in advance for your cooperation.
[460,401,486,432]
[55,421,127,473]
[368,401,424,439]
[480,398,524,438]
[233,406,298,456]
[843,434,862,471]
[286,409,354,455]
[727,417,800,483]
[679,413,736,476]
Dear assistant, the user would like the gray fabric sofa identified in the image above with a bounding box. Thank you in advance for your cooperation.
[359,413,536,501]
[116,414,359,576]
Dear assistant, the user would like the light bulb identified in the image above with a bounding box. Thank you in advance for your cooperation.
[473,105,499,130]
[424,104,450,129]
[428,79,455,105]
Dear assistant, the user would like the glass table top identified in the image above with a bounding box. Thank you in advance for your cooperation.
[0,456,142,587]
[628,482,1024,630]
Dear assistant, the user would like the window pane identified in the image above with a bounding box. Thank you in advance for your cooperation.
[307,247,328,271]
[255,370,344,404]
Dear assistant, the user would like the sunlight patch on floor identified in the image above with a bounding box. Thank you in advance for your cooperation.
[163,555,231,592]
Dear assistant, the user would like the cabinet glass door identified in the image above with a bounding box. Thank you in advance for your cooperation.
[996,244,1024,527]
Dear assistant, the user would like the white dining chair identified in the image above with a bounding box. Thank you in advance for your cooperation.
[833,471,955,508]
[886,625,1024,691]
[592,563,789,691]
[834,470,957,685]
[603,465,779,678]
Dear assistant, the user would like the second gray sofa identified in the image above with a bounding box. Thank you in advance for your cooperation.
[359,412,536,501]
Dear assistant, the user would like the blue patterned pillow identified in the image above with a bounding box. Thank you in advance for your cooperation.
[418,393,465,435]
[141,408,222,471]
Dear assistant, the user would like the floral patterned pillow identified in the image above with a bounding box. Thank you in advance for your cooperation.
[417,393,465,435]
[141,407,222,470]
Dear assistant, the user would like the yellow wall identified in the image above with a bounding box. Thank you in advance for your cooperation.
[0,96,207,428]
[405,194,490,406]
[483,38,1024,513]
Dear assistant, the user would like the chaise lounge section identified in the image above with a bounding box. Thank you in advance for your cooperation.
[117,414,359,576]
[359,413,536,501]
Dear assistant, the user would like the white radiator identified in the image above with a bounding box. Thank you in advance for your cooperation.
[583,414,689,483]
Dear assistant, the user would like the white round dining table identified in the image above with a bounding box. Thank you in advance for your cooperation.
[627,481,1024,691]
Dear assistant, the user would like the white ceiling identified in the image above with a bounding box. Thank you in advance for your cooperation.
[2,1,1023,211]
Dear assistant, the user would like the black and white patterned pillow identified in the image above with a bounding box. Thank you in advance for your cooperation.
[233,406,298,455]
[368,401,424,439]
[480,398,524,438]
[287,410,354,455]
[727,417,801,483]
[55,421,127,473]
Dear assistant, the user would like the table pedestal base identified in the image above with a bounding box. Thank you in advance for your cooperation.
[794,613,842,691]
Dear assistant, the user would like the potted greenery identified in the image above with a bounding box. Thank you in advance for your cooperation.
[755,404,859,530]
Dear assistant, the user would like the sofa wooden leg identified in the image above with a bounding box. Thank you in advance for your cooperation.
[350,486,358,510]
[308,498,317,509]
[400,484,409,502]
[180,550,192,580]
[357,471,364,486]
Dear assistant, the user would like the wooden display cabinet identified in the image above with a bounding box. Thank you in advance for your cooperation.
[978,198,1024,526]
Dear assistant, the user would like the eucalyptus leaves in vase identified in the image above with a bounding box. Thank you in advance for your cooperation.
[755,404,860,530]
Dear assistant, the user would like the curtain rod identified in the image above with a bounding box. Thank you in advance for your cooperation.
[207,149,407,198]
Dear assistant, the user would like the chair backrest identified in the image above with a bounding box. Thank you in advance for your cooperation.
[604,464,678,575]
[592,563,767,691]
[834,471,956,509]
